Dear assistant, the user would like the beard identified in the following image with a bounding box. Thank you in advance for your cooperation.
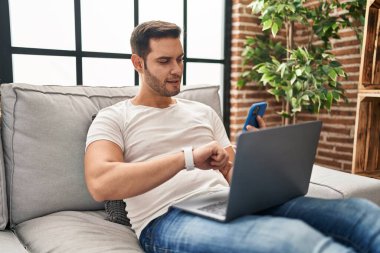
[144,67,181,97]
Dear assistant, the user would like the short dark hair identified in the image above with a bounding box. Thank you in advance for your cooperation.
[130,20,181,61]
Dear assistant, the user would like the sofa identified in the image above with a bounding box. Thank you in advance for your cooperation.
[0,83,379,253]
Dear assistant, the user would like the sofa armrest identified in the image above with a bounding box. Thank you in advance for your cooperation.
[307,164,380,205]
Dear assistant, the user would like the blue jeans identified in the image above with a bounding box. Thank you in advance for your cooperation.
[139,197,380,253]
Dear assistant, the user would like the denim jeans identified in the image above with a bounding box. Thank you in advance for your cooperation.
[139,197,380,253]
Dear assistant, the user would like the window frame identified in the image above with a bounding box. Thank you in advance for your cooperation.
[0,0,231,135]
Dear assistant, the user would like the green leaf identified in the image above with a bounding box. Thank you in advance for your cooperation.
[277,4,286,13]
[272,22,279,37]
[322,65,329,74]
[276,63,287,78]
[242,71,251,78]
[322,53,330,58]
[257,65,267,73]
[286,88,293,99]
[292,106,302,113]
[248,0,264,14]
[295,81,302,91]
[332,90,341,100]
[305,66,311,74]
[277,111,291,118]
[268,88,281,96]
[287,4,296,13]
[299,47,309,60]
[329,61,341,67]
[328,69,337,81]
[237,79,245,88]
[327,91,333,110]
[271,57,281,66]
[290,74,297,85]
[295,68,303,76]
[260,74,275,85]
[302,94,310,101]
[263,19,273,31]
[335,68,345,77]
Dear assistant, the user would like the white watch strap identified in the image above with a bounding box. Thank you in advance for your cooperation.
[183,147,195,171]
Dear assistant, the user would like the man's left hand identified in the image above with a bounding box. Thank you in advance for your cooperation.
[246,115,266,132]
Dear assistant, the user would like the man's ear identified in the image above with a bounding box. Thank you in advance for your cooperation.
[131,54,144,73]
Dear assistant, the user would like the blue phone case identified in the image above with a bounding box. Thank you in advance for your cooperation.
[242,102,267,131]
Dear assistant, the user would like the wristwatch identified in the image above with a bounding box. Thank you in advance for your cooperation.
[182,147,195,171]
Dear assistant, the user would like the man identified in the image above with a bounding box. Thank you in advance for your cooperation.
[85,21,380,253]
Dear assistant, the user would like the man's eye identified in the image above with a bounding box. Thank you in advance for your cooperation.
[158,59,169,64]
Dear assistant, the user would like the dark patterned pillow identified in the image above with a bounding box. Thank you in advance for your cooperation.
[104,200,131,226]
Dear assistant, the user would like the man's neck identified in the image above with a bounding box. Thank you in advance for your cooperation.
[131,92,176,108]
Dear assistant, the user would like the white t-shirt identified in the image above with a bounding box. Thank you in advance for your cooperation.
[86,98,231,237]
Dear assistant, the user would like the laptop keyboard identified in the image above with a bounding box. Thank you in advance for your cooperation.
[198,200,227,216]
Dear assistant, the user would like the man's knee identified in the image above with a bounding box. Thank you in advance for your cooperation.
[344,198,379,211]
[240,218,329,253]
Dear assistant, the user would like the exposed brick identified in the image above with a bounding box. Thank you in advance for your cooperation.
[318,151,353,162]
[326,136,354,144]
[315,157,342,169]
[338,30,357,38]
[321,117,356,125]
[336,146,354,153]
[343,163,353,172]
[331,47,360,56]
[332,39,360,48]
[337,57,361,65]
[343,66,360,73]
[322,125,351,135]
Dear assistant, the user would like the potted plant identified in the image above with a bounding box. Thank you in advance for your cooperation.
[238,0,366,125]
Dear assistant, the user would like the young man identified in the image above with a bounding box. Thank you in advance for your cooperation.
[85,21,380,253]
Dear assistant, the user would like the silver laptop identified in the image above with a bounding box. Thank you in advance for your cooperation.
[171,120,322,222]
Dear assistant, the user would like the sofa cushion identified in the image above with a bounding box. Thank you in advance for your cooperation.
[0,83,222,226]
[0,230,28,253]
[307,164,380,205]
[15,211,143,253]
[0,123,8,230]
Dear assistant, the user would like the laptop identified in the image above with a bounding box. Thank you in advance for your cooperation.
[171,120,322,222]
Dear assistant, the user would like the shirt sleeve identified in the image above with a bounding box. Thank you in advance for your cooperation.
[85,105,125,152]
[210,109,231,148]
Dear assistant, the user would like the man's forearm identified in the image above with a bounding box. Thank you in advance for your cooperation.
[85,140,230,202]
[86,151,185,201]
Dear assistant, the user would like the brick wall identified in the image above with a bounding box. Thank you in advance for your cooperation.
[230,0,361,172]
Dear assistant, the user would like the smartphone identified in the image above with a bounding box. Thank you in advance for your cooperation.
[242,102,267,132]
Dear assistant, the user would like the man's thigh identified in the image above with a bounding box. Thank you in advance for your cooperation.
[139,208,350,253]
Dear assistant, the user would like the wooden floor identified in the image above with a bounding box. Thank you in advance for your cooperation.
[356,171,380,180]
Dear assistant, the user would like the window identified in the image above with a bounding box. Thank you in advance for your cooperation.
[0,0,231,128]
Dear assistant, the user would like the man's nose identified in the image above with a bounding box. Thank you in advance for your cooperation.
[171,62,183,76]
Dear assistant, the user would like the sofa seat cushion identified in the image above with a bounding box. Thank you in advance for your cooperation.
[15,210,143,253]
[0,230,27,253]
[307,165,380,205]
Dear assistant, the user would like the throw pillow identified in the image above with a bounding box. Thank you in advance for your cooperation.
[104,200,130,226]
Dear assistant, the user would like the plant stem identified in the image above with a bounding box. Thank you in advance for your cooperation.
[286,20,294,53]
[284,19,294,126]
[285,100,290,125]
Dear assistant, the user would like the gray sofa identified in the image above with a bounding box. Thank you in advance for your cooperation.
[0,83,379,253]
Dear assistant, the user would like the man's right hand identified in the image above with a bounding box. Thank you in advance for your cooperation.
[192,141,230,171]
